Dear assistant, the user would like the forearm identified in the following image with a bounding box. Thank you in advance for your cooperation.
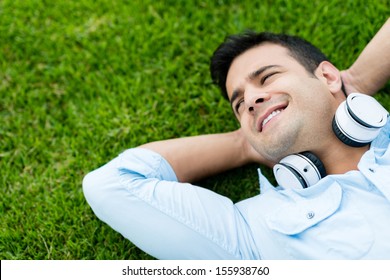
[342,18,390,95]
[140,130,252,183]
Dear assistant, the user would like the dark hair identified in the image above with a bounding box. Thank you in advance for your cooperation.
[210,31,329,99]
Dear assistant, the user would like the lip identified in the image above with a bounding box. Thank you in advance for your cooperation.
[257,103,288,132]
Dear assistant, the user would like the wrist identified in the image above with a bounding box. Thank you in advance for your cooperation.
[341,69,365,95]
[233,129,260,164]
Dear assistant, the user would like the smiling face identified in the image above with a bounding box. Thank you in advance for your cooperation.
[226,43,341,162]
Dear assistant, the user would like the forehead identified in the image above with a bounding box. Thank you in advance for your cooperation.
[226,43,299,98]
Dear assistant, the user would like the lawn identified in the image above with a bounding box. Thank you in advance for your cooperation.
[1,0,389,259]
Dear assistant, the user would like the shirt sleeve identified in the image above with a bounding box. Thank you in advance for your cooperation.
[82,148,259,260]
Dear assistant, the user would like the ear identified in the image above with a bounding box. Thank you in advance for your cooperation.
[315,61,343,95]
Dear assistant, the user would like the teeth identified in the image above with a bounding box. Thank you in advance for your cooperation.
[262,109,282,128]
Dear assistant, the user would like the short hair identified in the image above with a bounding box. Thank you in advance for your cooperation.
[210,31,329,99]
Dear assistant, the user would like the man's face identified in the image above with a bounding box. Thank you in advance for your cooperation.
[226,43,339,162]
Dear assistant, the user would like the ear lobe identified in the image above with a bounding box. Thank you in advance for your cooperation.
[315,61,342,94]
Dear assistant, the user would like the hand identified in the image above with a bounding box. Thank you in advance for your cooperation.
[236,128,276,167]
[340,19,390,96]
[340,69,369,96]
[340,69,361,95]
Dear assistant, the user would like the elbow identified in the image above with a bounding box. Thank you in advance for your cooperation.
[82,159,136,213]
[82,171,93,197]
[82,170,100,210]
[82,167,118,218]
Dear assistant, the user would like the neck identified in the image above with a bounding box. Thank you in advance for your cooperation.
[314,137,369,175]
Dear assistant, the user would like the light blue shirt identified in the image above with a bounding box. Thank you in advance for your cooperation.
[83,120,390,259]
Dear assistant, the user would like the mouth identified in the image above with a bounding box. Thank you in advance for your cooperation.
[258,104,287,132]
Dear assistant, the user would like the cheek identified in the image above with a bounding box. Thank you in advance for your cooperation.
[274,74,301,90]
[239,112,254,126]
[238,116,255,139]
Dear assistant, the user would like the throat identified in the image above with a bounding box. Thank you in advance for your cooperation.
[318,145,370,175]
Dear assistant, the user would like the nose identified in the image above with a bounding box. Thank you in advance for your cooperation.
[245,87,271,113]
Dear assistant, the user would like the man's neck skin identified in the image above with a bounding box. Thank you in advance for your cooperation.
[310,90,370,175]
[314,136,370,175]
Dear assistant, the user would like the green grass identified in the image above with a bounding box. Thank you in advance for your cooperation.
[1,0,389,260]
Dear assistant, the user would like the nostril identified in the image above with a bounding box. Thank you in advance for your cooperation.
[255,98,264,104]
[249,107,254,112]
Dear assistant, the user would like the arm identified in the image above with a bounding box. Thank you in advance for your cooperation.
[82,148,249,259]
[341,18,390,95]
[140,129,269,183]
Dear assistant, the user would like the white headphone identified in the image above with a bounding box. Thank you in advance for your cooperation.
[274,93,388,190]
[273,152,326,190]
[332,93,389,147]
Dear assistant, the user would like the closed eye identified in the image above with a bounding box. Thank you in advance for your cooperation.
[261,72,279,84]
[234,99,244,114]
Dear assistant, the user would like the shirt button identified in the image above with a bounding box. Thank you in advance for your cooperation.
[368,167,375,173]
[306,211,315,219]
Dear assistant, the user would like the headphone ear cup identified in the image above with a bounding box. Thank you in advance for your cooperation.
[333,93,388,147]
[274,163,309,189]
[273,152,326,190]
[332,116,366,147]
[300,151,327,178]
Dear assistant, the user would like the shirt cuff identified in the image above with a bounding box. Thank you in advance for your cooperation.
[117,147,178,182]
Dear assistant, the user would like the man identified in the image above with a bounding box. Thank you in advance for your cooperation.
[83,19,390,259]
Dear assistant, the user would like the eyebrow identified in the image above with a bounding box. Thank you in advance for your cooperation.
[229,64,281,107]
